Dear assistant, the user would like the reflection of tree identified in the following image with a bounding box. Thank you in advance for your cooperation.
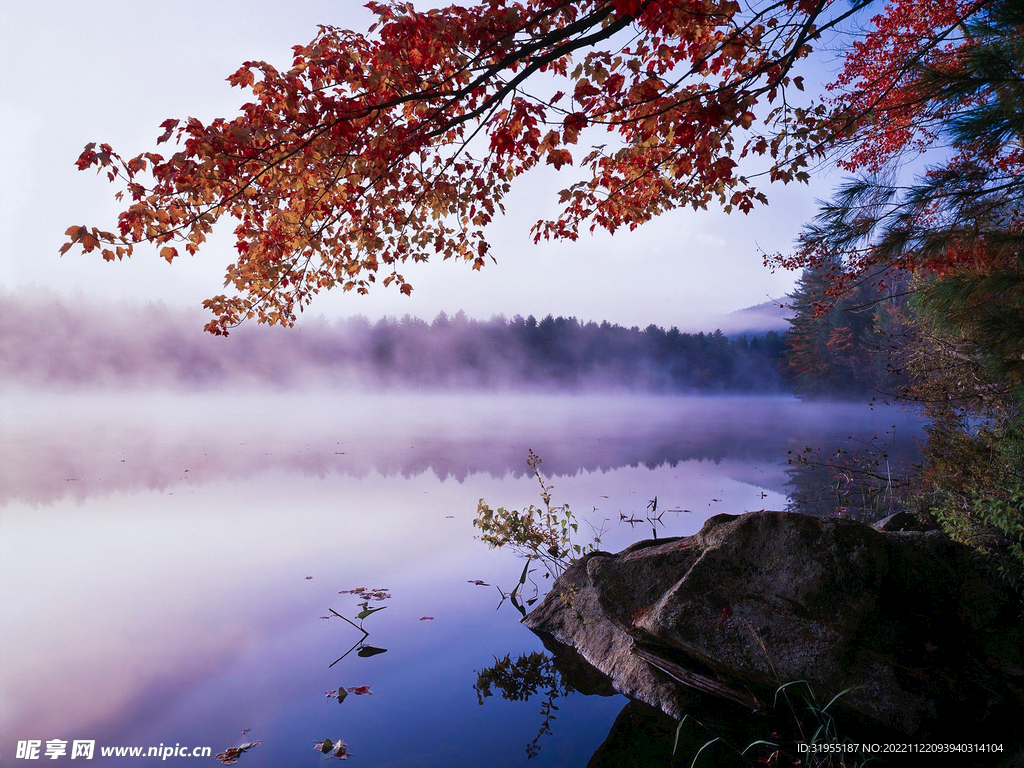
[784,429,919,520]
[8,392,924,506]
[473,651,573,759]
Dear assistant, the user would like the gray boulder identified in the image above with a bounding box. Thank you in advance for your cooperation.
[524,510,1024,752]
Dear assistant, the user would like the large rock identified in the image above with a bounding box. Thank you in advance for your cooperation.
[524,511,1024,754]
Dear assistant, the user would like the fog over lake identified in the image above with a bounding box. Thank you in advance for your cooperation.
[1,390,920,505]
[0,283,925,766]
[1,384,922,766]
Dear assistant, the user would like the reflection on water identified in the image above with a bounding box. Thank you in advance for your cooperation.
[785,428,920,519]
[326,588,393,670]
[0,391,922,766]
[0,391,920,507]
[474,652,571,760]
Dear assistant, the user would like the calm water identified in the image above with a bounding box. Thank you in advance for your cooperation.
[0,391,922,766]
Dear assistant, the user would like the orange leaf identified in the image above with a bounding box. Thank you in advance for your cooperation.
[546,148,573,170]
[80,233,100,252]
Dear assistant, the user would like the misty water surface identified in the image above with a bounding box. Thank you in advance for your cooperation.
[0,391,922,766]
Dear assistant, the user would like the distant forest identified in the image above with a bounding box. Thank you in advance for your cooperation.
[2,293,789,391]
[329,312,789,390]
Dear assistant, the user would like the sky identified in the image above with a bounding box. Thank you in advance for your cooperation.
[0,0,846,333]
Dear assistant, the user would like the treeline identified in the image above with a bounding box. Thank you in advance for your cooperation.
[339,312,788,391]
[1,292,788,391]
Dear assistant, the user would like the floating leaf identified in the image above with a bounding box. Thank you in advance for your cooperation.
[216,739,261,765]
[341,587,391,601]
[331,740,351,760]
[356,605,387,620]
[357,645,387,658]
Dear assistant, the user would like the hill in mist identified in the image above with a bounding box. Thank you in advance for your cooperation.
[711,300,793,336]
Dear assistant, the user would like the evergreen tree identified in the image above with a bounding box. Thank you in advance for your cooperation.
[793,0,1024,567]
[785,258,900,398]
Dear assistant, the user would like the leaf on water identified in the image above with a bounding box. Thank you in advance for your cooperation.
[419,616,434,621]
[330,740,352,760]
[357,645,387,658]
[341,587,391,601]
[356,606,386,620]
[216,740,261,765]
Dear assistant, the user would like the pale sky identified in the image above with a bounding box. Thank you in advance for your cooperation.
[0,0,843,332]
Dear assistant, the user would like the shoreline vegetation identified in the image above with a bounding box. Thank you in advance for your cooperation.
[475,464,1024,767]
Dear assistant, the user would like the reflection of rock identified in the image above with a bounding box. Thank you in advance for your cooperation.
[525,511,1024,761]
[582,698,770,768]
[583,700,680,767]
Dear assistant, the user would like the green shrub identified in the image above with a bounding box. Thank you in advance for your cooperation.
[473,450,600,577]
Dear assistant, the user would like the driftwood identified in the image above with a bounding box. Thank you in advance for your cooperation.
[631,643,762,711]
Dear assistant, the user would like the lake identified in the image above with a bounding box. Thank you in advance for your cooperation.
[0,391,923,766]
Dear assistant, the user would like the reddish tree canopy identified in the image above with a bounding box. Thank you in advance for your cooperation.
[777,0,1020,292]
[64,0,993,333]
